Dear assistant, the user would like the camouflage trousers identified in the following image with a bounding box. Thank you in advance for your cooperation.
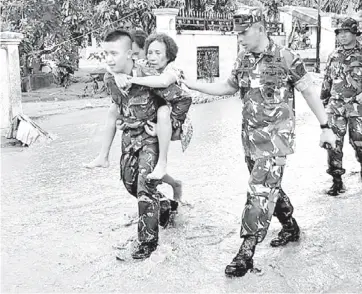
[240,156,294,244]
[120,143,171,245]
[327,115,362,176]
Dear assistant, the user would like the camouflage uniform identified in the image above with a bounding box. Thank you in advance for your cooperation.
[320,19,362,178]
[104,68,180,246]
[228,38,311,243]
[225,7,309,278]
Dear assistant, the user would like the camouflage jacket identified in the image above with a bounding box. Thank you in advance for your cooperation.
[228,39,311,159]
[320,41,362,117]
[104,63,191,153]
[104,71,159,153]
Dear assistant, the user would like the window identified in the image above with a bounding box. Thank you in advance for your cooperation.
[197,46,220,80]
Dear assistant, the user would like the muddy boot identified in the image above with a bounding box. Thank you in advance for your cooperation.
[327,175,346,196]
[270,217,300,247]
[225,236,256,278]
[131,242,157,260]
[159,199,178,228]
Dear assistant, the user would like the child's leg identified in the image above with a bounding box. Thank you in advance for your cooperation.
[163,174,183,201]
[147,105,172,180]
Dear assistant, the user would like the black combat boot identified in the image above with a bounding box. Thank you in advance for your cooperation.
[327,175,346,196]
[225,236,256,278]
[270,217,300,247]
[131,242,157,260]
[159,199,178,228]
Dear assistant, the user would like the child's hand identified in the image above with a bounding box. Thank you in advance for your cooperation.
[114,73,132,89]
[116,119,126,131]
[144,121,157,137]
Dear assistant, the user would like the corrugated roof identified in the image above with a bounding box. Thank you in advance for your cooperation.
[280,5,318,26]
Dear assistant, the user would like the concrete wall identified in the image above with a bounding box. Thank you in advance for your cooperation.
[320,15,336,63]
[152,8,238,81]
[175,31,238,81]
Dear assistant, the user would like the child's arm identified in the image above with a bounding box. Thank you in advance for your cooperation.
[130,61,181,88]
[130,71,177,88]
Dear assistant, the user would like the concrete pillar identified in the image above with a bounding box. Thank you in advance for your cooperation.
[280,11,293,45]
[153,8,179,39]
[0,32,24,135]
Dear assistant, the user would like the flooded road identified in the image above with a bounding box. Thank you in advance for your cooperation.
[1,96,361,293]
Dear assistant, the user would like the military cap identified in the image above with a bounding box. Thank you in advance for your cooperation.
[335,17,361,36]
[233,8,265,33]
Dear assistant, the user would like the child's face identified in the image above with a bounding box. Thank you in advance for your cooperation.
[147,41,169,71]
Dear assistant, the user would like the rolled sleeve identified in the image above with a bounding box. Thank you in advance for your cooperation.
[282,48,310,91]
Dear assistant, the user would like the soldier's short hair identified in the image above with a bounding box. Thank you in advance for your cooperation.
[103,30,133,48]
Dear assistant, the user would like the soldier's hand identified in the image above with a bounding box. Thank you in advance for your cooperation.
[180,78,193,89]
[356,92,362,104]
[144,121,157,137]
[114,73,131,89]
[320,128,337,149]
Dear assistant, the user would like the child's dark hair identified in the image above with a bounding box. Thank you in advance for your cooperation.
[130,29,148,49]
[144,33,178,63]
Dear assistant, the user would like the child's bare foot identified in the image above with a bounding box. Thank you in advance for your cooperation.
[83,156,110,169]
[147,162,167,180]
[172,180,183,201]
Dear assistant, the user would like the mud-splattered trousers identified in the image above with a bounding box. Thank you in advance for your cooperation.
[327,115,362,176]
[120,142,170,245]
[242,156,295,243]
[104,71,175,245]
[320,42,362,176]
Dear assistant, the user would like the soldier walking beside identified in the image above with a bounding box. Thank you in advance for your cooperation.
[320,17,362,196]
[182,9,337,278]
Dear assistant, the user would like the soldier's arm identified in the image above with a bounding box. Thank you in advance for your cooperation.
[181,54,243,97]
[286,50,336,148]
[320,55,333,107]
[285,50,329,125]
[182,79,238,96]
[99,72,121,157]
[300,86,329,126]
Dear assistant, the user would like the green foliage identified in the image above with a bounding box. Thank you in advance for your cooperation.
[1,0,91,77]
